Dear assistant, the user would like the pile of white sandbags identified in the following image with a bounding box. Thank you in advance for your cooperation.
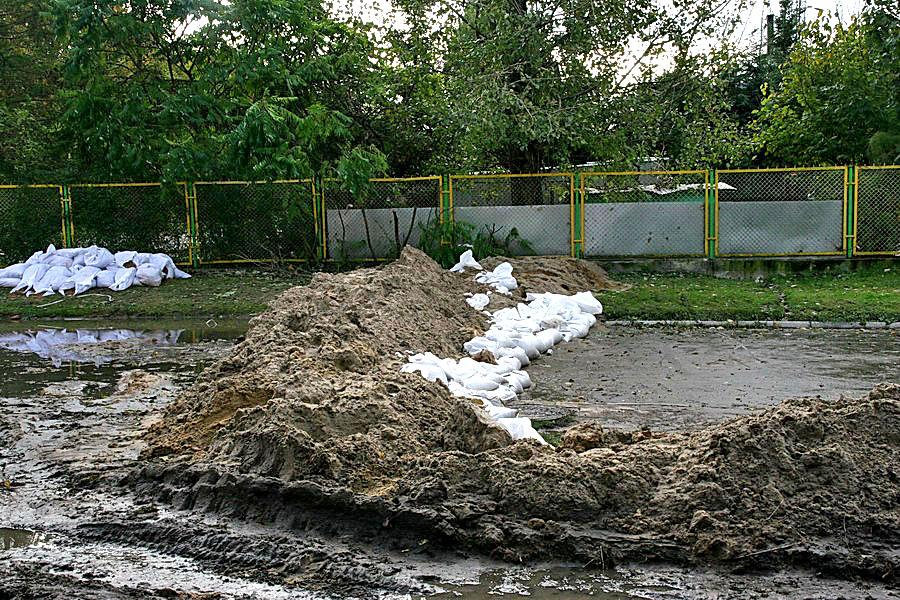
[402,251,603,444]
[0,245,190,296]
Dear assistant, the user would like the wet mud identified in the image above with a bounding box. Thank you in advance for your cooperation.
[2,259,899,598]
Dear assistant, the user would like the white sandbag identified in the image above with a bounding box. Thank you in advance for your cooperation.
[497,417,546,444]
[172,264,191,279]
[148,253,182,279]
[463,336,499,355]
[508,369,532,389]
[72,253,86,267]
[495,345,530,367]
[24,250,45,265]
[484,403,518,419]
[109,267,136,291]
[450,249,483,273]
[466,293,490,310]
[84,246,115,269]
[94,269,117,289]
[136,264,163,287]
[58,274,77,294]
[54,247,86,259]
[535,329,563,350]
[511,335,540,360]
[115,251,137,267]
[572,291,603,315]
[400,362,448,385]
[463,376,500,391]
[133,252,152,266]
[73,266,102,295]
[484,329,518,348]
[30,266,71,296]
[0,277,19,288]
[11,263,49,294]
[44,254,73,268]
[0,263,27,279]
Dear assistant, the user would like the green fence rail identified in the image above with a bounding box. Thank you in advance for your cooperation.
[1,166,898,266]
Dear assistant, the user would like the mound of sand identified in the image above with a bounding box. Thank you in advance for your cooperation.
[137,247,898,580]
[393,383,899,576]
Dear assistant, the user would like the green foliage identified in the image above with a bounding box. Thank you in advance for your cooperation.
[753,15,899,166]
[415,218,534,268]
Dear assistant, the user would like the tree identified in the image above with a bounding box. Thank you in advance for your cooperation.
[752,13,899,166]
[54,0,385,182]
[389,0,739,174]
[0,0,67,182]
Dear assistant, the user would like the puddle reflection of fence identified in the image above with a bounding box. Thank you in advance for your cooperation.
[0,328,183,366]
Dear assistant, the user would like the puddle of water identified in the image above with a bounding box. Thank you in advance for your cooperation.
[0,528,45,550]
[0,318,249,398]
[420,567,673,599]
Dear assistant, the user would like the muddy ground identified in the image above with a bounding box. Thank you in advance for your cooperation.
[516,326,900,433]
[2,321,898,598]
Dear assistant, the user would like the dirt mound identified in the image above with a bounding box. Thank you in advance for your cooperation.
[480,255,628,296]
[143,246,512,490]
[136,249,897,579]
[393,383,900,576]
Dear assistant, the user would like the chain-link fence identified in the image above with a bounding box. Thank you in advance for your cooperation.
[715,167,846,256]
[582,171,707,257]
[69,183,188,262]
[856,167,900,255]
[0,185,64,265]
[449,174,572,256]
[324,177,441,260]
[4,166,900,266]
[0,185,65,265]
[194,180,317,264]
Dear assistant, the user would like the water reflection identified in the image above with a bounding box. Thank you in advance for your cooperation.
[0,328,183,366]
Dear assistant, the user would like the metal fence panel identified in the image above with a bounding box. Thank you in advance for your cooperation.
[70,183,188,262]
[582,171,706,257]
[856,166,900,255]
[194,180,317,264]
[449,173,572,256]
[0,185,63,265]
[716,168,846,257]
[325,177,440,260]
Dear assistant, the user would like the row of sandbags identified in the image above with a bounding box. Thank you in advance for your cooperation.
[0,245,190,296]
[403,251,603,444]
[0,328,183,366]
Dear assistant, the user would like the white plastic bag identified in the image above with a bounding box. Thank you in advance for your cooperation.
[466,293,490,310]
[114,251,137,268]
[0,277,19,288]
[0,263,27,279]
[11,263,49,294]
[84,246,115,269]
[109,267,137,291]
[450,249,483,273]
[30,266,71,296]
[135,264,163,287]
[73,266,102,295]
[94,268,118,289]
[572,291,603,315]
[496,417,547,444]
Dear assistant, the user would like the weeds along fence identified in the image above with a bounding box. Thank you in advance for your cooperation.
[1,166,898,266]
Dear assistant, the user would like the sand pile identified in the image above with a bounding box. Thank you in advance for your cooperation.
[392,383,899,576]
[144,247,521,489]
[137,248,897,579]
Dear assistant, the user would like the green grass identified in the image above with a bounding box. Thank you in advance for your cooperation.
[0,270,304,320]
[597,267,900,323]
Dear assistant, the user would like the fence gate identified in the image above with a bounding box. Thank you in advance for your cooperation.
[855,166,900,255]
[715,167,847,257]
[581,171,707,257]
[193,180,317,264]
